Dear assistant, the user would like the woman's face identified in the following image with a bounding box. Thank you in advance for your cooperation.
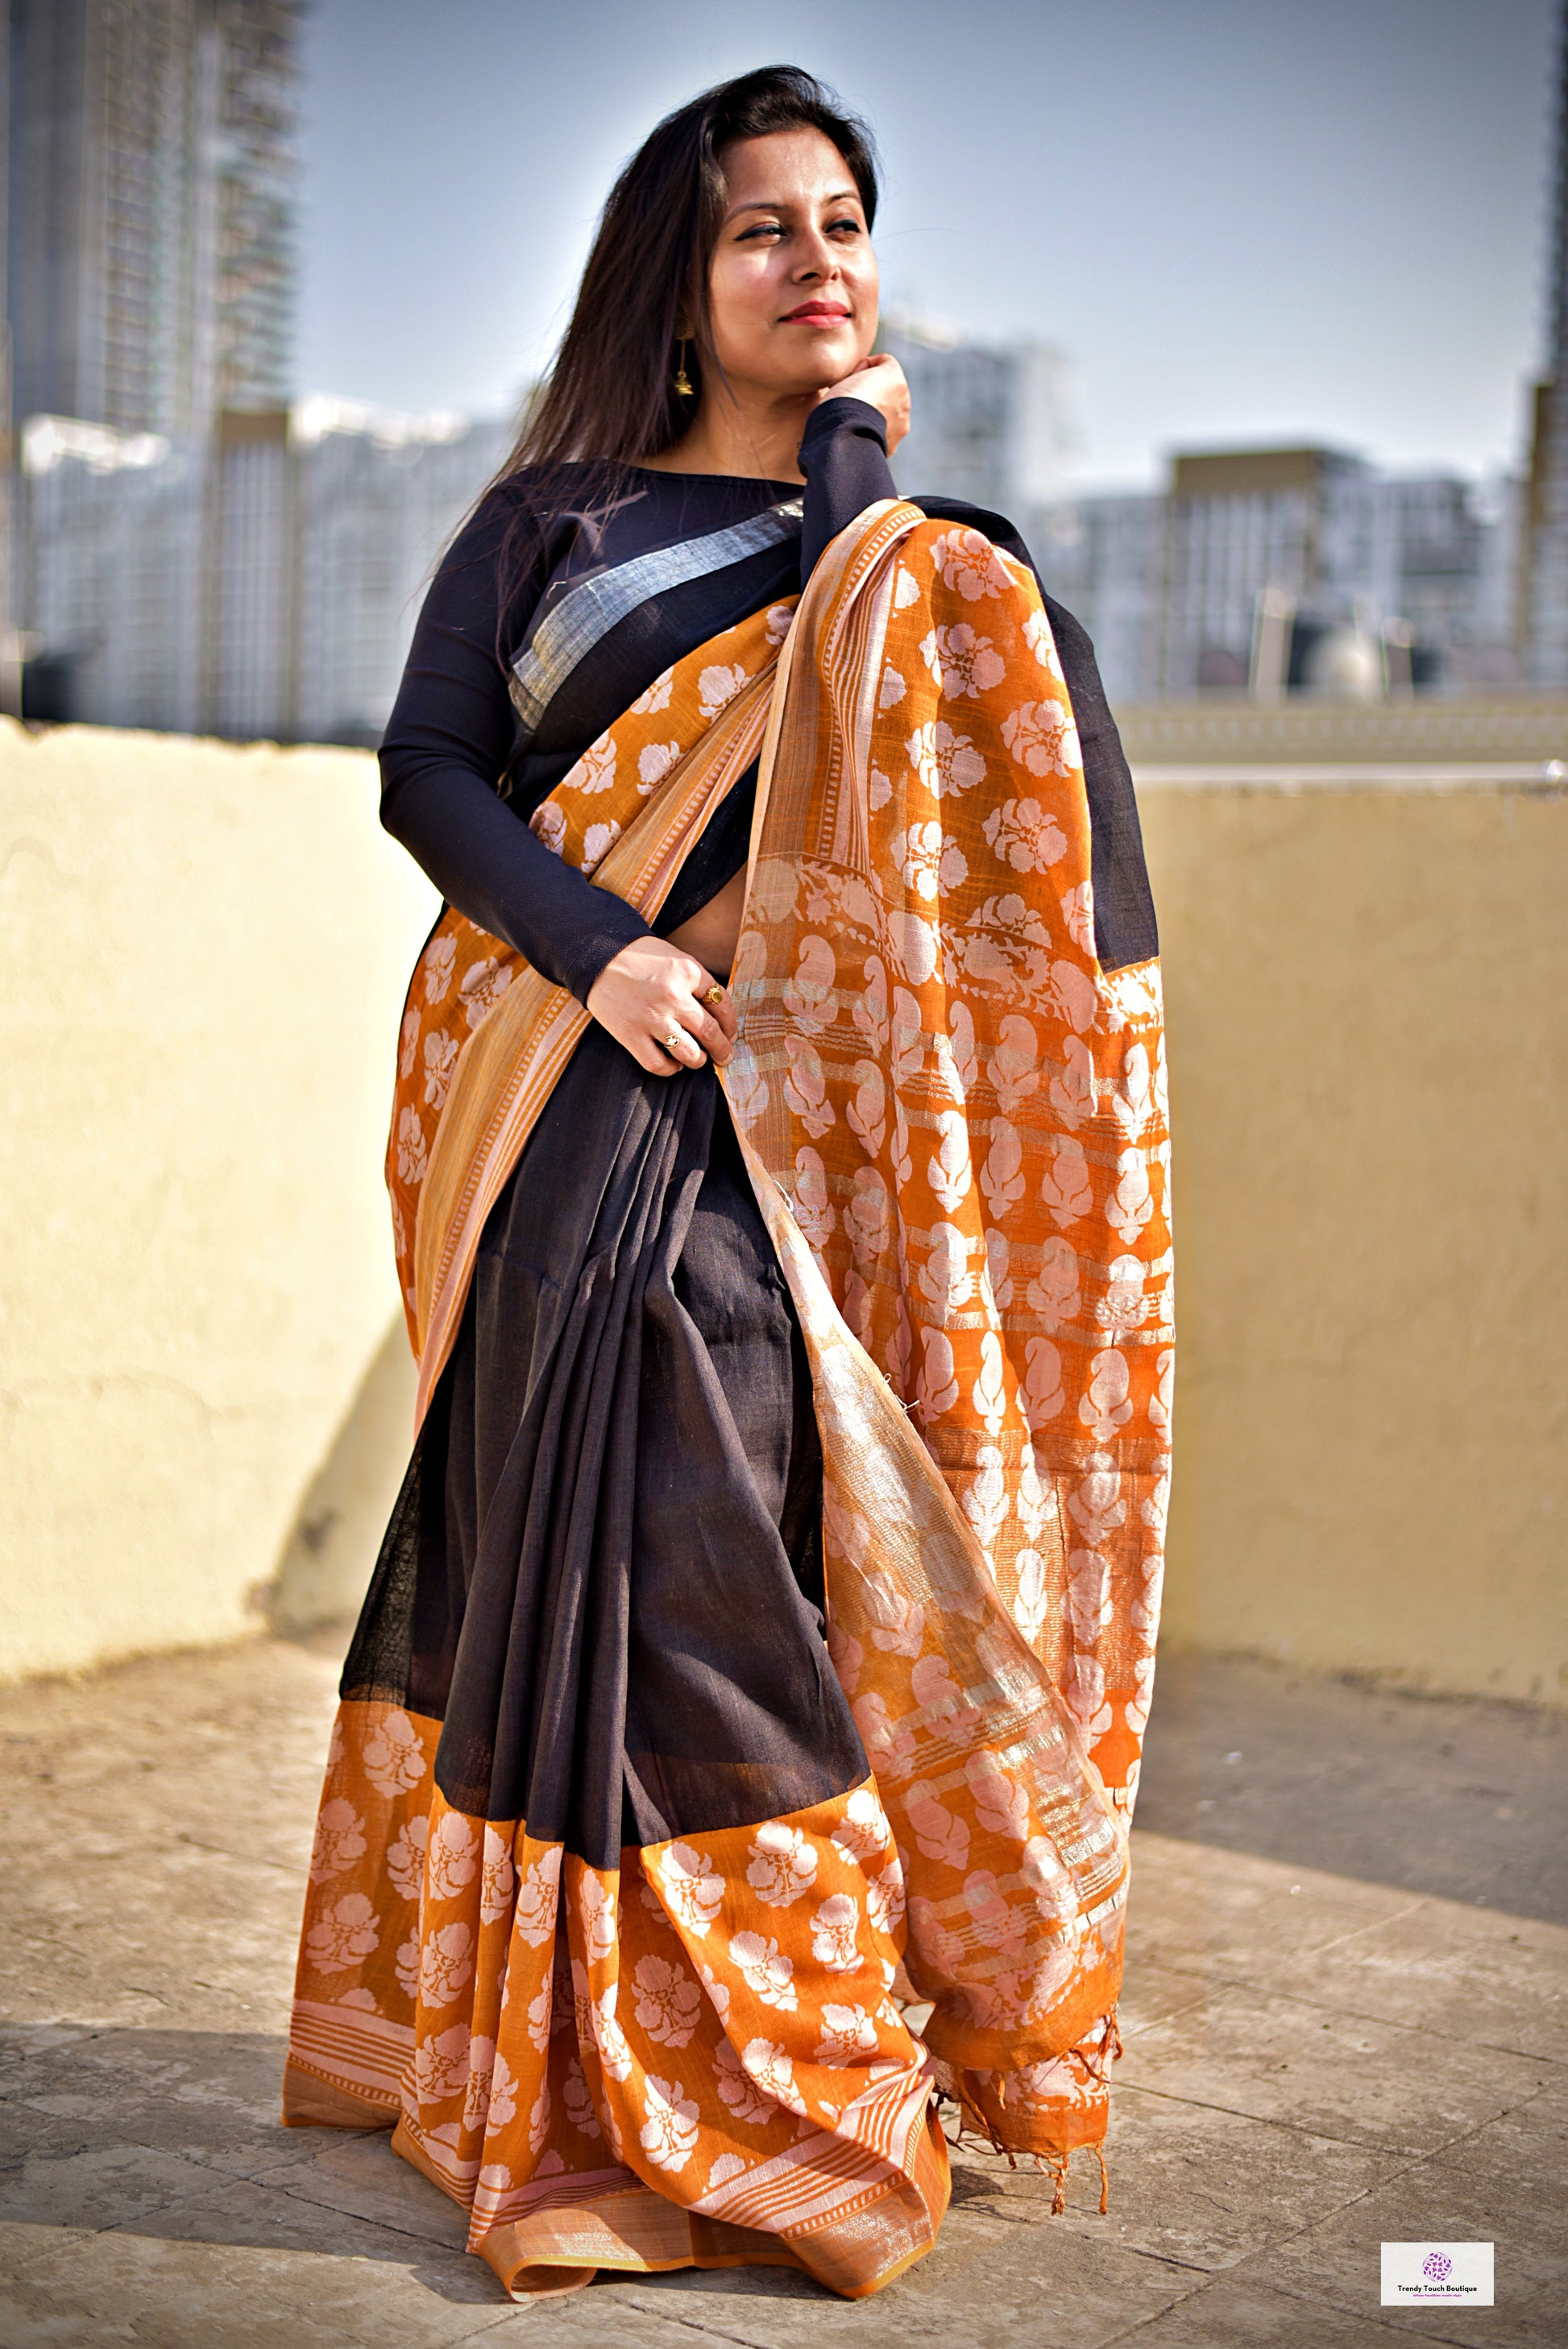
[705,127,877,400]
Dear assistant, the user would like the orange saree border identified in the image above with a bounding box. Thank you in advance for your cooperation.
[285,1695,951,2300]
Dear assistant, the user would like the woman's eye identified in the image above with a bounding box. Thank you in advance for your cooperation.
[740,222,785,243]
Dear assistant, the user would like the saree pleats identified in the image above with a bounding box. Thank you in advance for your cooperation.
[355,1029,862,1853]
[285,508,1170,2297]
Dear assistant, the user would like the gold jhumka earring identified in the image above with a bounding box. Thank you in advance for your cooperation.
[673,331,694,397]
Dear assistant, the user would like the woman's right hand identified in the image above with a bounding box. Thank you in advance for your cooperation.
[585,936,736,1076]
[823,352,911,458]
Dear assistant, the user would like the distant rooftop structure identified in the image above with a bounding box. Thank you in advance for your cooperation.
[290,394,475,450]
[21,414,172,477]
[1168,446,1346,500]
[6,0,306,441]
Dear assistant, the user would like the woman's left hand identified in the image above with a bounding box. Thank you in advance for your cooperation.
[822,353,910,458]
[584,935,736,1076]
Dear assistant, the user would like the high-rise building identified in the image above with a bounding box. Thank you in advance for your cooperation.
[4,0,309,728]
[1031,493,1165,706]
[19,398,511,741]
[6,0,304,440]
[201,396,515,745]
[288,398,512,745]
[206,1,301,416]
[1160,447,1360,693]
[868,308,1513,703]
[880,311,1076,517]
[1522,1,1568,682]
[1039,448,1515,706]
[18,411,204,728]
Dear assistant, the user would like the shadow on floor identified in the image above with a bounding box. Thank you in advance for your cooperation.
[1,2024,474,2298]
[1136,1652,1568,1924]
[0,2023,828,2307]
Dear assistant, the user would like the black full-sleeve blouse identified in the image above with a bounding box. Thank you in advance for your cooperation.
[378,400,1155,1003]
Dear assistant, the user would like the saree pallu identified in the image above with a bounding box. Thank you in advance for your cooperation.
[284,502,1172,2301]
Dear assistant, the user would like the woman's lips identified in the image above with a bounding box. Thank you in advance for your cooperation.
[781,304,851,324]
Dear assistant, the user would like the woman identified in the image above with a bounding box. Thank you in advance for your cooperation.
[285,65,1172,2305]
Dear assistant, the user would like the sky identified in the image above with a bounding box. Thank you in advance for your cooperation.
[294,0,1558,492]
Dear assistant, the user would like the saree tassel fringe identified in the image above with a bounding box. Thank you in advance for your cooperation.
[940,2094,1113,2216]
[286,502,1171,2297]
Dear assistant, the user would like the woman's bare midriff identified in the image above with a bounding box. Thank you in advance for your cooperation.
[664,865,748,983]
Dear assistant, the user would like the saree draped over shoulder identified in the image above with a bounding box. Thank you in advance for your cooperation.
[285,500,1172,2302]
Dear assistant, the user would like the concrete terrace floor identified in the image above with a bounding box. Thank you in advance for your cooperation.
[0,1637,1563,2349]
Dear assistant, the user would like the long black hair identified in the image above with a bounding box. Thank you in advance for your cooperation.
[511,64,879,474]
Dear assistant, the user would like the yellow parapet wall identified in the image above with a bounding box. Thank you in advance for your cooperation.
[2,714,1566,1706]
[0,720,436,1680]
[1140,764,1568,1710]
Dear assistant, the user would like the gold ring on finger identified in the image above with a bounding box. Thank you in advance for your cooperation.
[662,1030,684,1056]
[703,984,725,1008]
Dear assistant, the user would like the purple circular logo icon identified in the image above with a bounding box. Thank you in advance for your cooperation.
[1422,2253,1453,2284]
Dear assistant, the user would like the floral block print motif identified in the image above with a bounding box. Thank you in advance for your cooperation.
[711,504,1172,2160]
[730,510,1171,1818]
[288,1714,948,2300]
[385,600,794,1380]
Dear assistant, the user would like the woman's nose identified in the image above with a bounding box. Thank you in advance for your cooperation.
[792,236,838,283]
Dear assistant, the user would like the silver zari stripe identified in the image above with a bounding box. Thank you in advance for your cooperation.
[509,500,804,741]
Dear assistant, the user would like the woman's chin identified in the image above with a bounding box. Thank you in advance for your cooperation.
[773,363,867,404]
[761,338,865,391]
